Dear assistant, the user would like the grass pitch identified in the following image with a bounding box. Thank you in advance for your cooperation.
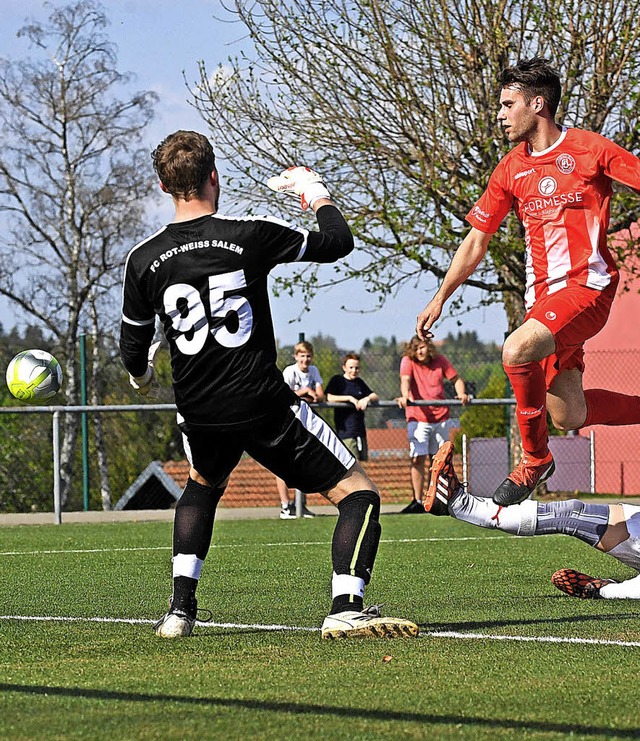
[1,512,639,740]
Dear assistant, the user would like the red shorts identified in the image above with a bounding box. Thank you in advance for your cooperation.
[525,282,617,389]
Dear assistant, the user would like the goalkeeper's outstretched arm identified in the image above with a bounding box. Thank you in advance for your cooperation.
[120,321,154,379]
[267,165,354,263]
[305,204,354,263]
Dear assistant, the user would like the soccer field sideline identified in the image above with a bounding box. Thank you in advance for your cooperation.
[3,613,640,649]
[5,492,640,529]
[0,503,404,526]
[0,533,506,557]
[3,498,639,527]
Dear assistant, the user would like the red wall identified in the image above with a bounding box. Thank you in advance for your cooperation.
[581,223,640,494]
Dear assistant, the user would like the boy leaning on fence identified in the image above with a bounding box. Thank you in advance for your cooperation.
[326,352,380,462]
[275,340,323,519]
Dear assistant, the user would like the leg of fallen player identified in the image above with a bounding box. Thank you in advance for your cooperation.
[424,442,640,599]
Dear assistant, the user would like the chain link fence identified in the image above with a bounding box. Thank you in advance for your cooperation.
[582,349,640,496]
[1,345,638,517]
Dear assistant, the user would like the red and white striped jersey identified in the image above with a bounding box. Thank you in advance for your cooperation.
[466,128,640,310]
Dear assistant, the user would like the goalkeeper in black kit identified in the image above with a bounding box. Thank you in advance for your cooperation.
[119,130,418,640]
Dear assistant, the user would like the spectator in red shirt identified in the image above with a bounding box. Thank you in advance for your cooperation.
[397,337,470,513]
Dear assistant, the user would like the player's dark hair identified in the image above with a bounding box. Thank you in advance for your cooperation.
[151,130,216,200]
[498,57,562,117]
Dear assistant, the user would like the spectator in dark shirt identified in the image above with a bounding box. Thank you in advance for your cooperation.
[326,353,379,461]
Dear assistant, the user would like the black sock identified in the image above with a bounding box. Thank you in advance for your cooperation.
[172,576,198,612]
[331,594,364,614]
[173,478,224,559]
[171,478,224,610]
[331,490,381,614]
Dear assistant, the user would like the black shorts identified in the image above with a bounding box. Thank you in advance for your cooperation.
[179,400,356,492]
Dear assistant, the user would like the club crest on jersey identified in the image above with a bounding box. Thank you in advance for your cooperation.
[556,153,576,174]
[538,176,557,196]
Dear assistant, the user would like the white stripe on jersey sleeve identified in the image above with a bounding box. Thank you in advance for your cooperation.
[121,314,155,326]
[120,225,168,322]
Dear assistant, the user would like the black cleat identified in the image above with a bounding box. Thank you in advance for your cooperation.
[493,453,555,506]
[400,498,425,514]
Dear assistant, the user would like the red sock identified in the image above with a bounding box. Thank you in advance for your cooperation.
[583,389,640,427]
[504,362,549,459]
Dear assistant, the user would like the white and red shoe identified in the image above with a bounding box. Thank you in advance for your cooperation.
[423,442,462,516]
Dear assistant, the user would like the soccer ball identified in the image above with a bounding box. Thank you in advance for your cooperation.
[6,349,63,401]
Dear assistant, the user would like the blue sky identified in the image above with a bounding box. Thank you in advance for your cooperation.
[1,0,508,349]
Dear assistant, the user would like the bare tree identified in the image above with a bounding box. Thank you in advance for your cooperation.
[189,0,640,331]
[0,0,157,506]
[88,297,112,510]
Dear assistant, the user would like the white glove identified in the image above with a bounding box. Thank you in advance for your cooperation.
[129,341,161,399]
[266,166,331,211]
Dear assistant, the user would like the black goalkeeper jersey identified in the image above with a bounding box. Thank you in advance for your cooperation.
[120,205,353,428]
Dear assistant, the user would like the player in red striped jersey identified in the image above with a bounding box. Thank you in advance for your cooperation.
[416,57,640,507]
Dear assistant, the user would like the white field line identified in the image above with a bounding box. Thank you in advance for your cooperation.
[0,615,316,632]
[0,546,171,557]
[428,630,640,648]
[1,614,639,647]
[0,535,505,558]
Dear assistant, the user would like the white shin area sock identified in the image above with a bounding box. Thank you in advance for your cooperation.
[331,572,365,601]
[450,491,537,536]
[172,553,204,580]
[600,573,640,599]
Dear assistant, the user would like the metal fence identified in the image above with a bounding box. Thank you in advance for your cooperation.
[0,398,606,524]
[1,345,639,520]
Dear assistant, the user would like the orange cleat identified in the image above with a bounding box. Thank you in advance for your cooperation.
[551,568,615,599]
[423,442,461,516]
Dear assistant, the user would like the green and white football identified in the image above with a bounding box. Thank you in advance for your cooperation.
[6,349,63,401]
